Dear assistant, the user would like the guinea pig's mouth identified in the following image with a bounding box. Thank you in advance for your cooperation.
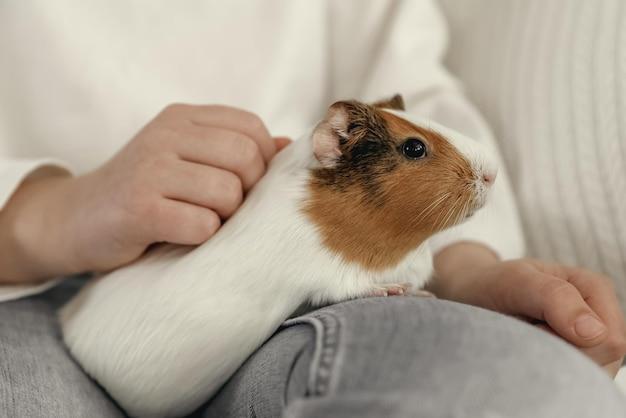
[441,196,482,228]
[464,204,481,219]
[464,188,490,219]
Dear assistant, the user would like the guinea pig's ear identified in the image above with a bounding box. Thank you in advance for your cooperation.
[372,94,405,111]
[312,102,350,168]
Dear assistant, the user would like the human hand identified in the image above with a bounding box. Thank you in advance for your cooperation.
[0,104,290,282]
[432,243,626,377]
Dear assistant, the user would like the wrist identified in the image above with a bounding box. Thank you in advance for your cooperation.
[429,241,500,302]
[0,174,84,282]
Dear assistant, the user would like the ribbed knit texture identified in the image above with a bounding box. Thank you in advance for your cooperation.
[440,0,626,313]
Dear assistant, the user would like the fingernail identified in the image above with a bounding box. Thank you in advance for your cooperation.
[574,315,607,339]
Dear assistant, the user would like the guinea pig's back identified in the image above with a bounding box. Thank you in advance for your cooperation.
[60,243,293,417]
[59,202,309,417]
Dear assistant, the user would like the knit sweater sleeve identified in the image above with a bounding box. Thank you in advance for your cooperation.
[0,157,71,301]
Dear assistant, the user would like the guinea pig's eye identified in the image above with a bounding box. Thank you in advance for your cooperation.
[401,138,427,160]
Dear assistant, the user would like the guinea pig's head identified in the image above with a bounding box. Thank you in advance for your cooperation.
[303,95,498,271]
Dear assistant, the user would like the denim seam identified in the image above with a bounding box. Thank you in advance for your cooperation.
[282,311,342,397]
[310,312,342,396]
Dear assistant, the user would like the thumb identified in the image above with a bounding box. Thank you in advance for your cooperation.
[499,272,608,347]
[274,136,292,151]
[539,277,608,347]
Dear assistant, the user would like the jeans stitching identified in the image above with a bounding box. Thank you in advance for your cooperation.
[308,312,341,397]
[281,310,343,398]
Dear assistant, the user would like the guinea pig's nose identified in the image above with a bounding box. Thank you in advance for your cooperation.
[482,170,497,186]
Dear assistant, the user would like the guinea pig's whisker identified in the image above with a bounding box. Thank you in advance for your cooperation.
[441,205,457,229]
[432,199,449,230]
[424,194,450,218]
[416,192,450,221]
[456,200,470,224]
[437,194,464,230]
[414,194,445,219]
[432,202,449,231]
[455,200,468,222]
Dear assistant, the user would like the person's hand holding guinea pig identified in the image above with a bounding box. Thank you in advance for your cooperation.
[0,104,290,283]
[432,242,626,377]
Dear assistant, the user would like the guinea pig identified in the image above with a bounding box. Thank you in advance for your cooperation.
[59,95,498,418]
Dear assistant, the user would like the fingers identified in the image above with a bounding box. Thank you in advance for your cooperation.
[539,276,608,347]
[274,136,292,151]
[160,161,243,219]
[565,267,626,370]
[454,257,625,376]
[565,268,624,335]
[164,104,276,162]
[601,359,623,378]
[142,103,284,246]
[151,199,221,245]
[175,126,265,190]
[516,262,626,374]
[494,265,607,348]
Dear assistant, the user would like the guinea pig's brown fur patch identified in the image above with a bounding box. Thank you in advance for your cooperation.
[303,101,475,271]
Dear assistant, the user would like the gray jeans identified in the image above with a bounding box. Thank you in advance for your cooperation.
[1,280,625,418]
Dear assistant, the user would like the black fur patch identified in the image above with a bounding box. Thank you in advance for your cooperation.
[311,102,398,205]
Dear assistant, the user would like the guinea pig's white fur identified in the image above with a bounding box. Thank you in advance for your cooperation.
[59,109,497,418]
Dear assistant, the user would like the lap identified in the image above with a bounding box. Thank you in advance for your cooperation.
[0,279,123,418]
[2,286,624,418]
[198,297,626,418]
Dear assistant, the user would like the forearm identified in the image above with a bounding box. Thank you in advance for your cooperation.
[0,174,81,283]
[428,241,500,305]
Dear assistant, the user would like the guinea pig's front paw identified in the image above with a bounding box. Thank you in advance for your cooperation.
[364,284,436,298]
[365,283,414,297]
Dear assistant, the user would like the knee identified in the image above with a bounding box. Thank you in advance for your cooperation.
[306,297,626,416]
